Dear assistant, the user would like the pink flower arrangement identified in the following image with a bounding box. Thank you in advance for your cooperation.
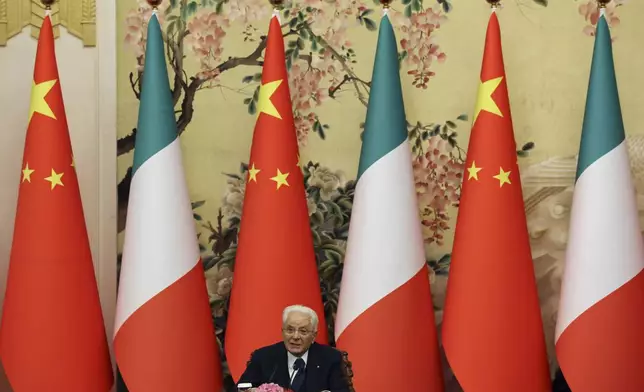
[256,384,293,392]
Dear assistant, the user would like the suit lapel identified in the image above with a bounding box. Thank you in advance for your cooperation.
[274,343,291,387]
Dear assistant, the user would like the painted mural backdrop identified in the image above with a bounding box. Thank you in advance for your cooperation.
[116,0,644,389]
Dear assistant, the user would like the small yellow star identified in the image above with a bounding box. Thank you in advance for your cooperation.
[29,79,57,123]
[21,163,34,183]
[71,155,75,168]
[44,169,64,190]
[248,163,260,183]
[467,161,482,181]
[270,169,290,190]
[493,167,511,187]
[296,154,304,169]
[256,79,283,119]
[473,76,503,124]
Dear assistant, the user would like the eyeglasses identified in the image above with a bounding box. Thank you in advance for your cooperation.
[282,327,315,337]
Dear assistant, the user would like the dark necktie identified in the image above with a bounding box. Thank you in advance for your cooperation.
[291,358,306,392]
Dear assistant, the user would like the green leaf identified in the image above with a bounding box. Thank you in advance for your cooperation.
[289,18,298,28]
[319,258,337,270]
[401,0,412,4]
[192,200,206,209]
[404,5,412,17]
[321,265,338,279]
[362,9,374,16]
[521,141,535,151]
[446,120,456,128]
[253,73,262,81]
[247,99,256,115]
[363,18,377,31]
[241,75,253,83]
[187,1,198,16]
[167,21,176,36]
[215,1,224,14]
[412,0,421,12]
[296,38,305,50]
[533,0,547,6]
[456,113,468,121]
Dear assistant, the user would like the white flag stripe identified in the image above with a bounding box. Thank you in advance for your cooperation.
[335,141,426,338]
[114,138,200,333]
[555,140,644,340]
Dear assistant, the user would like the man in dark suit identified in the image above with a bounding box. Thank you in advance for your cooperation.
[238,305,349,392]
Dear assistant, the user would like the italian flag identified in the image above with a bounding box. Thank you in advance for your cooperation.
[555,12,644,391]
[113,14,223,391]
[334,14,443,391]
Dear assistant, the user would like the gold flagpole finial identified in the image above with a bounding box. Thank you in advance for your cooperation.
[486,0,501,8]
[269,0,284,11]
[41,0,56,10]
[147,0,163,9]
[381,0,392,9]
[596,0,610,8]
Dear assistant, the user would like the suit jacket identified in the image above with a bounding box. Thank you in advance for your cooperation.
[238,342,349,392]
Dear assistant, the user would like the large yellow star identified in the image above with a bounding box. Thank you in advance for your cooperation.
[256,79,283,119]
[467,161,482,180]
[270,169,290,190]
[248,163,260,183]
[29,79,57,123]
[493,167,511,187]
[22,163,34,183]
[44,169,64,190]
[473,76,503,124]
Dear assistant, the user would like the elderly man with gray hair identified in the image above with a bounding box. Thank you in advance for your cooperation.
[237,305,349,392]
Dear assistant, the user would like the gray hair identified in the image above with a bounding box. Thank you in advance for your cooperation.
[282,304,319,331]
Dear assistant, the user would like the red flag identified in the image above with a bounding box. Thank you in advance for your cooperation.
[0,16,113,391]
[441,12,550,392]
[225,16,328,381]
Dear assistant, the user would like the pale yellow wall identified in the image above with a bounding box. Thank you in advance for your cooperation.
[114,0,644,383]
[0,0,117,389]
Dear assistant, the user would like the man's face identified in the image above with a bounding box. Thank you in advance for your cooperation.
[282,311,317,356]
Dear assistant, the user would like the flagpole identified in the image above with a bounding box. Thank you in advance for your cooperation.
[147,0,163,8]
[381,0,391,16]
[269,0,283,22]
[485,0,500,12]
[41,0,55,16]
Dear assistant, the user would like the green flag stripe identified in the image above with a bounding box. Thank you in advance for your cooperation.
[576,15,625,180]
[357,16,407,181]
[132,15,178,175]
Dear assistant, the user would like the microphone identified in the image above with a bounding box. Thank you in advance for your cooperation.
[268,363,278,383]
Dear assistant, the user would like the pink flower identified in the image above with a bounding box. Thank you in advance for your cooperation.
[256,383,289,392]
[397,7,448,88]
[413,135,464,245]
[578,0,624,37]
[185,10,229,75]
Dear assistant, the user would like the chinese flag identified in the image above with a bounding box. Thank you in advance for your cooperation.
[225,15,328,381]
[440,11,550,392]
[0,16,113,391]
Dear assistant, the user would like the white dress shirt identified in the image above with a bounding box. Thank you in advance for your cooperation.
[287,350,309,380]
